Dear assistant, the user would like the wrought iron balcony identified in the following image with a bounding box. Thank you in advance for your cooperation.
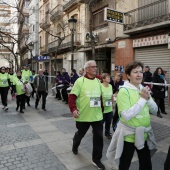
[124,0,170,34]
[50,5,63,22]
[63,0,80,12]
[40,15,51,29]
[48,34,81,52]
[48,39,62,52]
[40,45,48,55]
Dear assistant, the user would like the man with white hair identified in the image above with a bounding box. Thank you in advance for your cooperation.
[33,69,48,111]
[68,60,105,170]
[78,68,84,77]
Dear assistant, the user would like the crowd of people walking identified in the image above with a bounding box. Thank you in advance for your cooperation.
[0,60,169,170]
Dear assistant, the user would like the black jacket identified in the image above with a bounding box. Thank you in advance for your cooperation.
[152,75,165,99]
[143,71,152,82]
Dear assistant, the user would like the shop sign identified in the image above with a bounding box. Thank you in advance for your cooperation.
[133,34,168,48]
[33,55,50,61]
[104,8,124,24]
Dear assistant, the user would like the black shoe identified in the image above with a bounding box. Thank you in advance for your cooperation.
[65,102,68,104]
[72,147,78,155]
[105,134,112,139]
[162,112,167,115]
[92,160,105,170]
[20,110,24,114]
[62,100,65,102]
[35,105,38,109]
[42,108,46,111]
[27,103,31,106]
[157,114,163,118]
[58,98,61,100]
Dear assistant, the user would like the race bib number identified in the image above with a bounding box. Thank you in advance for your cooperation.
[3,81,7,85]
[105,99,112,106]
[90,97,101,107]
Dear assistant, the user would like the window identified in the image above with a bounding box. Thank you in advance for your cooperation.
[93,8,108,30]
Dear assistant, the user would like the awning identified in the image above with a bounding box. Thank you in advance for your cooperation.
[78,43,116,52]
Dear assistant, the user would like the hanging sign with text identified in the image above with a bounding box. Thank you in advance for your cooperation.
[133,34,168,48]
[104,8,124,24]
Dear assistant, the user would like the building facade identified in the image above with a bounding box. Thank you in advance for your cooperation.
[116,0,170,81]
[28,0,39,71]
[38,0,86,80]
[18,0,30,67]
[0,0,13,68]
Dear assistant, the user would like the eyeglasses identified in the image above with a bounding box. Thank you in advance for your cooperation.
[87,66,97,69]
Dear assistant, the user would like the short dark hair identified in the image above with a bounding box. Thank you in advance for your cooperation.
[125,61,144,76]
[71,69,76,73]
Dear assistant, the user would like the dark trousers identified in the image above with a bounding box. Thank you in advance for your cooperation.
[62,86,68,102]
[56,88,61,99]
[16,94,25,111]
[25,95,30,105]
[11,85,15,96]
[112,104,119,131]
[0,87,9,106]
[35,91,47,109]
[155,98,165,114]
[73,121,103,161]
[119,141,152,170]
[164,146,170,170]
[103,111,113,135]
[31,83,35,97]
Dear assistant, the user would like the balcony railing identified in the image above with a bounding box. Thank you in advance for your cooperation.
[40,15,51,29]
[50,5,63,22]
[48,39,62,52]
[124,0,170,32]
[40,45,48,55]
[63,0,80,12]
[48,34,82,52]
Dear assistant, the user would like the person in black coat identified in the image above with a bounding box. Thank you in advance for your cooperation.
[143,66,152,88]
[152,67,167,118]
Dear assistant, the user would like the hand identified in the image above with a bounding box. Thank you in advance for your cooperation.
[72,110,80,118]
[70,83,73,87]
[161,88,164,91]
[140,87,151,100]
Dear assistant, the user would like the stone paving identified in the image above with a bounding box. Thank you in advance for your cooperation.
[0,93,169,170]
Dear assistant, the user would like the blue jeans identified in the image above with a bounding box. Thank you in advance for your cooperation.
[103,111,113,135]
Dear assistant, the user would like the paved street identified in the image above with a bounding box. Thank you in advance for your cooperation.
[0,92,170,170]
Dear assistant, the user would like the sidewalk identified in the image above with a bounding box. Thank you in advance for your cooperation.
[0,93,169,170]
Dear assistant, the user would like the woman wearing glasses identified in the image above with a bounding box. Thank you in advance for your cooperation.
[0,66,11,111]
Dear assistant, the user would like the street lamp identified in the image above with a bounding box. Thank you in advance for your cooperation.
[28,42,34,69]
[68,16,77,70]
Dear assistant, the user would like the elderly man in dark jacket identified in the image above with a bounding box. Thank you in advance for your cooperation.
[33,69,48,111]
[61,68,70,104]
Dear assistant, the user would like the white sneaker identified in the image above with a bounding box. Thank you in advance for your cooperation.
[4,107,8,111]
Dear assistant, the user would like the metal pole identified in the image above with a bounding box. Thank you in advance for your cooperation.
[71,29,74,70]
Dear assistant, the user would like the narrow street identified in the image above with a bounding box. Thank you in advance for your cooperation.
[0,92,170,170]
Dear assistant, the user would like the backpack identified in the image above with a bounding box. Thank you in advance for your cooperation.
[24,83,33,96]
